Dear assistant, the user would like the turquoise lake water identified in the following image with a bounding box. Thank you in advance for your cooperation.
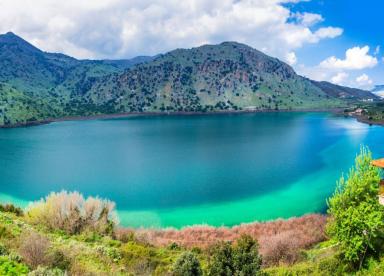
[0,112,383,228]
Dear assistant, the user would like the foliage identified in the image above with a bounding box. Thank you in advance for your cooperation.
[28,266,65,276]
[0,204,23,216]
[26,191,118,235]
[47,250,70,272]
[233,234,262,275]
[207,235,262,276]
[172,251,202,276]
[327,146,384,268]
[0,255,29,275]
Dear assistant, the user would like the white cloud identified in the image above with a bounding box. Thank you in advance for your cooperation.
[331,72,349,85]
[286,51,297,65]
[320,46,378,70]
[314,27,343,39]
[374,45,380,56]
[293,12,323,26]
[0,0,342,59]
[355,73,373,89]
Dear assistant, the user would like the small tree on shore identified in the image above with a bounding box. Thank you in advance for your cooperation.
[207,235,262,276]
[173,251,202,276]
[327,146,384,268]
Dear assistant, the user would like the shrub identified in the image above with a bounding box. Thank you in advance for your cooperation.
[168,242,181,251]
[207,241,235,276]
[0,204,23,216]
[28,266,65,276]
[0,243,8,256]
[327,146,384,269]
[26,191,118,235]
[173,251,202,276]
[207,236,263,276]
[19,232,50,269]
[0,255,29,275]
[261,230,302,266]
[233,234,262,275]
[47,250,70,271]
[0,226,13,239]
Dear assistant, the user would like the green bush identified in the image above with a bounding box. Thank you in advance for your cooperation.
[173,251,202,276]
[0,255,29,276]
[48,250,70,271]
[327,146,384,269]
[0,243,8,256]
[207,235,262,276]
[233,234,262,275]
[0,204,23,216]
[207,241,234,276]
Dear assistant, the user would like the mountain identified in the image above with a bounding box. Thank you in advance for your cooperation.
[372,85,384,98]
[310,80,377,100]
[0,32,379,126]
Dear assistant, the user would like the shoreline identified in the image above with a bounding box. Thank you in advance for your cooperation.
[354,115,384,126]
[1,107,346,129]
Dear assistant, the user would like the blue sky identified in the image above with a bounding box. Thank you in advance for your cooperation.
[287,0,383,87]
[0,0,382,88]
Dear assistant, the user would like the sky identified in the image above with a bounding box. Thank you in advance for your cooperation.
[0,0,382,89]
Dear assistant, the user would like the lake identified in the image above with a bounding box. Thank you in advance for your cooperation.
[0,112,383,228]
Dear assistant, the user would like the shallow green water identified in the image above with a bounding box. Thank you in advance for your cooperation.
[0,112,383,228]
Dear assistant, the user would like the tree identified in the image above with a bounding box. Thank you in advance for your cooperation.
[233,235,262,276]
[207,236,262,276]
[207,242,235,276]
[173,251,202,276]
[327,146,384,268]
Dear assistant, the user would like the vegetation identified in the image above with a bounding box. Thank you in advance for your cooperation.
[327,147,384,268]
[172,252,202,276]
[207,235,262,275]
[347,102,384,124]
[26,191,117,235]
[0,147,383,275]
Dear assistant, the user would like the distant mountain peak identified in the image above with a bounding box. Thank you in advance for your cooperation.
[0,31,41,53]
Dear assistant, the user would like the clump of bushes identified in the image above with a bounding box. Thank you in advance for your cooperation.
[0,203,23,216]
[173,251,202,276]
[26,191,118,235]
[207,234,262,276]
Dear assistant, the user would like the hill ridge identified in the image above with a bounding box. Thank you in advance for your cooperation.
[0,32,379,126]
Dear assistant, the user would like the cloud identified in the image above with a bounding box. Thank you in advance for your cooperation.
[286,51,297,65]
[320,46,378,70]
[331,72,349,85]
[292,12,323,26]
[374,45,380,56]
[355,73,373,89]
[0,0,342,60]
